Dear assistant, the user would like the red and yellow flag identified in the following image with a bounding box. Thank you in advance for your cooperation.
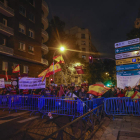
[53,55,64,63]
[41,63,61,82]
[87,84,110,96]
[12,64,20,73]
[54,62,61,73]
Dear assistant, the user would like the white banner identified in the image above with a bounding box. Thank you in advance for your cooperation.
[115,50,140,59]
[117,75,140,89]
[115,38,140,48]
[0,78,5,89]
[19,77,46,89]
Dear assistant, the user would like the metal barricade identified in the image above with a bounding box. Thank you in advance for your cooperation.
[38,97,85,117]
[9,95,40,112]
[0,95,105,118]
[104,97,140,116]
[0,95,11,109]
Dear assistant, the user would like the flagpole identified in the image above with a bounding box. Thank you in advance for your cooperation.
[53,51,56,84]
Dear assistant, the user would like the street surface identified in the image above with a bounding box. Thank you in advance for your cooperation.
[0,109,74,140]
[0,110,140,140]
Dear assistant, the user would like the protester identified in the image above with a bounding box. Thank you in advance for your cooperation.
[114,88,121,97]
[110,87,116,97]
[65,88,72,97]
[79,88,87,100]
[73,87,79,97]
[125,86,134,97]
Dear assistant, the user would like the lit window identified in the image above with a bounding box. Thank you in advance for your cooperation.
[82,48,86,51]
[23,66,28,73]
[19,6,26,16]
[3,18,7,26]
[3,39,6,45]
[29,29,34,38]
[19,42,25,51]
[2,62,8,71]
[19,23,26,34]
[82,55,86,59]
[28,46,34,53]
[81,34,85,39]
[29,13,35,22]
[81,41,86,45]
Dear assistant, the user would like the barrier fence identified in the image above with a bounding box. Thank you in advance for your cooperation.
[0,95,104,117]
[104,97,140,117]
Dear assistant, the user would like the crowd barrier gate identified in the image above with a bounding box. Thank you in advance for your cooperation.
[0,95,104,118]
[104,97,140,118]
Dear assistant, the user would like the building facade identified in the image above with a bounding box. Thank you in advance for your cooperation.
[0,0,49,81]
[65,26,92,62]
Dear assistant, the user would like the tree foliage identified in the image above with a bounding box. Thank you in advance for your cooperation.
[127,28,140,39]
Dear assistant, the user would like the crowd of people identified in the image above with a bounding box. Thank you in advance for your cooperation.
[106,85,140,99]
[0,85,140,100]
[0,85,90,99]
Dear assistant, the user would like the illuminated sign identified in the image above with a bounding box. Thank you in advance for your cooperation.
[116,57,140,65]
[115,38,140,48]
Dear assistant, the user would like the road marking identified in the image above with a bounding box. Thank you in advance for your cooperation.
[0,111,29,119]
[0,117,21,124]
[17,116,39,123]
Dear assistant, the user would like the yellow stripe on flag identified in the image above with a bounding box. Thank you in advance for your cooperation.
[12,64,20,73]
[53,55,64,63]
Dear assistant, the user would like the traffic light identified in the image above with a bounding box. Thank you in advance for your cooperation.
[89,56,93,64]
[50,78,54,83]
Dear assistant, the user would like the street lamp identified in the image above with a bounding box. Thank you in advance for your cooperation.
[60,46,65,52]
[53,46,65,83]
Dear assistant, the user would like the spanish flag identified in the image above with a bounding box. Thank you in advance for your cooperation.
[12,64,20,73]
[53,55,65,63]
[54,62,61,73]
[87,84,110,96]
[38,68,49,77]
[41,63,61,82]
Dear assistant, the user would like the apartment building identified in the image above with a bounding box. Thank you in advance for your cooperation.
[0,0,49,80]
[65,26,92,62]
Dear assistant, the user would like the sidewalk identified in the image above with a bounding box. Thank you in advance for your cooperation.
[91,116,140,140]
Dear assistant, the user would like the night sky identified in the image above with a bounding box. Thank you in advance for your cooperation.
[45,0,140,58]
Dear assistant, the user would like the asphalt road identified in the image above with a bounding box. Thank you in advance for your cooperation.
[0,110,73,140]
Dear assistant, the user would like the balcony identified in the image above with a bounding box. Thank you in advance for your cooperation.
[0,0,14,17]
[42,29,49,42]
[0,22,14,36]
[41,58,48,66]
[42,15,49,30]
[42,0,49,17]
[0,45,13,56]
[41,44,48,54]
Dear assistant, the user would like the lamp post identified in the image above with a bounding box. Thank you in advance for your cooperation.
[53,46,65,84]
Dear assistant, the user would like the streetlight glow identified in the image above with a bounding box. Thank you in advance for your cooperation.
[60,46,65,52]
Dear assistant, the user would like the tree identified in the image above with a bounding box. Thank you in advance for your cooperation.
[45,16,85,84]
[84,59,116,86]
[127,28,140,39]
